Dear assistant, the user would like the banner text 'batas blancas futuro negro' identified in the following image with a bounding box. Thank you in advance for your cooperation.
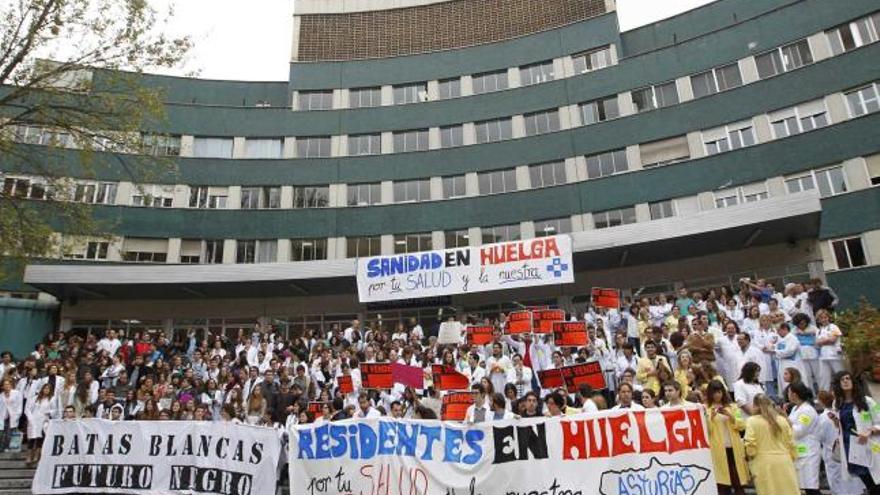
[289,406,716,495]
[33,419,281,495]
[356,235,574,302]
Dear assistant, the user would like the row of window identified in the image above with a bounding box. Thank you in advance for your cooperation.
[6,83,880,212]
[296,46,615,111]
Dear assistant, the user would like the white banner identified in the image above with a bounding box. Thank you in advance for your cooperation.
[356,234,575,302]
[289,406,716,495]
[33,419,281,495]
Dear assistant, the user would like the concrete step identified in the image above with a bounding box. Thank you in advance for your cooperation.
[0,461,26,470]
[0,470,34,480]
[0,479,30,490]
[0,490,32,495]
[0,453,25,462]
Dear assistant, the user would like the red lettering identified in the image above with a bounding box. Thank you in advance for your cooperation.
[609,413,636,456]
[561,420,588,460]
[586,417,610,458]
[506,243,516,263]
[480,248,493,266]
[544,237,560,257]
[687,409,709,449]
[662,409,691,453]
[633,411,667,453]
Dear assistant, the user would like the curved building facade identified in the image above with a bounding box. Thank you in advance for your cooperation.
[10,0,880,338]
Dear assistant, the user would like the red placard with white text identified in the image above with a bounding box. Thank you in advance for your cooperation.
[552,321,589,347]
[441,392,475,421]
[337,375,354,394]
[559,362,606,393]
[359,363,393,389]
[506,311,532,334]
[431,365,470,391]
[307,402,328,419]
[533,309,565,334]
[538,369,565,389]
[466,325,494,345]
[591,288,621,309]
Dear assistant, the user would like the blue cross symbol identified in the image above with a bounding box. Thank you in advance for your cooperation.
[546,257,569,278]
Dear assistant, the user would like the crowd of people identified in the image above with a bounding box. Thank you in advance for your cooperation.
[0,276,877,495]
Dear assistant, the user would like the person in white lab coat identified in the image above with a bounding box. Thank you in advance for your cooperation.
[24,383,53,466]
[787,382,821,495]
[774,323,802,394]
[814,309,844,392]
[830,371,880,495]
[816,390,864,495]
[792,313,820,393]
[0,379,23,452]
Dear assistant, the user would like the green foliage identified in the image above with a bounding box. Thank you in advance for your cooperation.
[838,300,880,381]
[0,0,192,282]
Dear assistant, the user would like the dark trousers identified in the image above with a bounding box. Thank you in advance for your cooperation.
[858,473,880,495]
[716,448,745,495]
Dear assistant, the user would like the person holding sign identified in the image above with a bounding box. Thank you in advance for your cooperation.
[744,394,800,495]
[774,322,802,394]
[786,382,821,495]
[792,313,819,392]
[486,343,511,398]
[830,371,880,495]
[463,353,487,386]
[463,384,490,424]
[506,354,533,399]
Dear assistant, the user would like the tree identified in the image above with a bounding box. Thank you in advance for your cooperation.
[0,0,191,281]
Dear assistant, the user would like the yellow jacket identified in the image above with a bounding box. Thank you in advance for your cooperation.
[706,404,750,486]
[636,356,669,395]
[744,414,800,495]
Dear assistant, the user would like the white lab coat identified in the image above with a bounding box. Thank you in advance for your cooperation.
[53,387,77,419]
[789,402,821,489]
[25,398,54,438]
[817,410,864,495]
[838,396,880,484]
[775,332,802,392]
[0,390,23,429]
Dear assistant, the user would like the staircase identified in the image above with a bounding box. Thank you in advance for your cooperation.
[0,451,32,495]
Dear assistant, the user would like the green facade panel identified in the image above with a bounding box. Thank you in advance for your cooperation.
[826,266,880,309]
[819,188,880,240]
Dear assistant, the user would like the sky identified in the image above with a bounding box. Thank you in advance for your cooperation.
[154,0,716,81]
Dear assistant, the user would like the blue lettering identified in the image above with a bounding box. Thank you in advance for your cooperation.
[366,258,380,278]
[390,257,403,275]
[431,253,442,268]
[297,430,314,459]
[348,425,359,459]
[358,423,377,459]
[419,426,442,461]
[378,421,397,456]
[329,425,347,458]
[315,424,331,459]
[462,430,484,465]
[443,429,463,463]
[397,423,418,457]
[656,470,669,495]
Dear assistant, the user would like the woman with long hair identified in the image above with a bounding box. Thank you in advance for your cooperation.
[704,380,749,495]
[245,386,266,425]
[743,394,800,495]
[24,383,53,466]
[137,399,160,421]
[54,370,77,419]
[814,309,844,392]
[787,382,821,495]
[674,350,695,400]
[831,371,880,495]
[815,390,865,495]
[733,362,763,416]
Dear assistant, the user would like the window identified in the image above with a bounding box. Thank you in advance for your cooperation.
[192,137,233,158]
[2,177,47,199]
[204,240,224,264]
[189,186,227,209]
[394,233,432,254]
[393,82,427,105]
[593,207,636,229]
[755,40,813,79]
[478,169,517,195]
[481,224,520,244]
[784,167,848,198]
[649,200,675,220]
[438,78,461,100]
[296,136,331,158]
[440,125,463,148]
[715,184,768,208]
[180,255,200,264]
[771,102,829,139]
[244,138,282,159]
[132,193,172,208]
[771,115,799,139]
[572,46,612,74]
[347,182,382,206]
[845,82,880,117]
[472,70,508,94]
[523,110,560,136]
[442,175,467,199]
[534,217,572,237]
[240,187,281,209]
[394,179,430,203]
[474,118,512,144]
[585,149,628,179]
[827,14,879,55]
[293,185,329,208]
[142,134,181,156]
[690,62,742,98]
[445,230,470,249]
[831,237,868,270]
[392,129,428,152]
[349,134,381,156]
[519,61,555,86]
[640,136,690,168]
[291,238,327,261]
[867,153,880,186]
[347,236,381,258]
[580,96,619,125]
[236,240,276,264]
[122,239,168,263]
[64,241,109,260]
[631,81,678,113]
[704,123,757,155]
[74,182,116,204]
[349,87,381,108]
[297,90,333,111]
[122,251,167,263]
[529,161,566,188]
